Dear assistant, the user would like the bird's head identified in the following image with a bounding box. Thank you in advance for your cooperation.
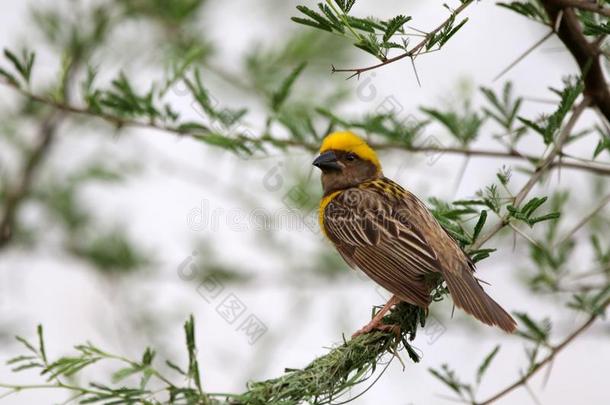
[313,131,382,194]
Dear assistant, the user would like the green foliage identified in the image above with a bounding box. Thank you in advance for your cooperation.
[293,1,471,62]
[424,9,468,51]
[476,184,503,214]
[523,191,575,292]
[496,165,512,186]
[184,315,204,396]
[421,103,484,145]
[591,234,610,266]
[111,348,155,385]
[476,345,500,384]
[481,82,524,138]
[6,325,47,373]
[507,196,560,227]
[334,0,356,13]
[0,48,35,86]
[100,72,168,119]
[121,0,206,24]
[472,209,488,243]
[70,229,149,273]
[513,312,551,343]
[383,15,411,42]
[518,78,584,145]
[320,108,428,147]
[31,3,112,53]
[429,364,474,401]
[5,318,214,404]
[41,183,90,232]
[245,30,351,94]
[428,198,497,262]
[292,1,413,60]
[568,285,610,316]
[3,307,430,404]
[497,1,550,24]
[185,69,248,128]
[593,125,610,158]
[429,197,479,246]
[44,343,106,381]
[579,12,610,36]
[271,62,307,112]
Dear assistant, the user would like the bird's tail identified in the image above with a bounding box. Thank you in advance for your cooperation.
[443,271,517,333]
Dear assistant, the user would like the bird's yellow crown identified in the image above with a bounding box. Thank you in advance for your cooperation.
[319,131,381,170]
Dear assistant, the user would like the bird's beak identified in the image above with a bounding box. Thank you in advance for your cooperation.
[313,151,341,171]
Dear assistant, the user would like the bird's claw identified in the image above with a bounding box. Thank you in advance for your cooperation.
[351,322,401,338]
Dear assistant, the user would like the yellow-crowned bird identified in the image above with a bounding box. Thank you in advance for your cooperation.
[313,131,516,336]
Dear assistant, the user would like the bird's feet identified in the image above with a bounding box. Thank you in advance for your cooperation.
[351,320,401,338]
[352,295,402,338]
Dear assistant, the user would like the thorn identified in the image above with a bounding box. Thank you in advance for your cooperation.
[493,31,554,82]
[475,277,492,286]
[410,56,422,87]
[554,10,564,33]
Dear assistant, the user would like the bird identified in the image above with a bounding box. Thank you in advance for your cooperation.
[312,131,517,336]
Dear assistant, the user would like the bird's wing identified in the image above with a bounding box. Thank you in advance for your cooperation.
[322,185,442,306]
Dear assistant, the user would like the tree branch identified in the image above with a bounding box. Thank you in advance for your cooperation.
[541,0,610,122]
[554,0,610,17]
[1,78,609,177]
[555,192,610,246]
[0,112,63,248]
[475,298,610,405]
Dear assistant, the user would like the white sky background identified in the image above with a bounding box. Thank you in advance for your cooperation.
[0,1,609,404]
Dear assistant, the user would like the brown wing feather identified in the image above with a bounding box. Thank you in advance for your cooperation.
[323,186,440,307]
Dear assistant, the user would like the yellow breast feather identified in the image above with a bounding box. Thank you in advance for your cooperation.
[319,190,342,237]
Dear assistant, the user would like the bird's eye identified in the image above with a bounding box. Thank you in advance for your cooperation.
[346,153,357,161]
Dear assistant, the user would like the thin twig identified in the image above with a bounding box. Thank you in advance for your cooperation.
[555,193,610,246]
[332,0,474,77]
[514,97,591,205]
[493,30,554,82]
[0,51,87,249]
[475,298,610,405]
[508,223,544,249]
[0,112,63,248]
